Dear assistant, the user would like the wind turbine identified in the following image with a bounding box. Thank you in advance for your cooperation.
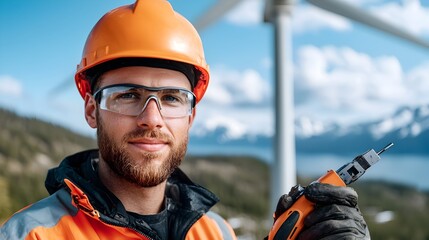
[193,0,429,211]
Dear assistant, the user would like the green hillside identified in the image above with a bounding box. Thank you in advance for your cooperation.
[0,108,97,215]
[1,108,428,239]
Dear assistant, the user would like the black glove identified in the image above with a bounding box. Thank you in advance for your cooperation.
[273,183,370,240]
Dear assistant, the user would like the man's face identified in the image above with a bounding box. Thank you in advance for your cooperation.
[85,66,194,187]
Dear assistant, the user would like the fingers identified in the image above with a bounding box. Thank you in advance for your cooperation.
[298,204,368,240]
[274,194,294,220]
[304,183,358,207]
[304,204,365,227]
[298,219,367,240]
[299,217,367,240]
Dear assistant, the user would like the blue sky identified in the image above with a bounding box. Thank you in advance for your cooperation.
[1,0,429,139]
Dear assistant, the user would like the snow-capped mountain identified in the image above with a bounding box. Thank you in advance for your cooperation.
[296,104,429,155]
[189,104,429,156]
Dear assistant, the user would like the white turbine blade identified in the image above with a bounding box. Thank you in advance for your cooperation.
[307,0,429,49]
[193,0,243,31]
[48,74,75,97]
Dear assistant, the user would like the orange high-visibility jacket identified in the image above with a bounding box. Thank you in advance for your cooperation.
[1,150,237,240]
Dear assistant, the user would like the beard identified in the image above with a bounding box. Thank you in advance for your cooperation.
[97,114,188,188]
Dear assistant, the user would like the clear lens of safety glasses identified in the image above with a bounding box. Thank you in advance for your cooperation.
[93,84,196,118]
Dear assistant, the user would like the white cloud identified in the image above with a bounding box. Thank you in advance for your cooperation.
[0,75,23,97]
[294,45,429,124]
[293,4,352,34]
[225,0,263,26]
[192,105,273,139]
[193,65,273,139]
[193,43,429,137]
[206,116,247,140]
[222,0,429,38]
[204,66,271,106]
[370,0,429,36]
[223,0,352,33]
[294,0,429,37]
[404,61,429,103]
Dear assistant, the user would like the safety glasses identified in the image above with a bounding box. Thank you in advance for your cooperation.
[93,84,196,118]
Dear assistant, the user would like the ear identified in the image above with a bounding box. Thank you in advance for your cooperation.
[84,93,98,129]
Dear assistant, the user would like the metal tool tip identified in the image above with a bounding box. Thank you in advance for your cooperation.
[377,142,394,155]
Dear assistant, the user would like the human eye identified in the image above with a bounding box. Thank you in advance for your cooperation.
[112,89,141,101]
[161,94,181,103]
[160,90,185,105]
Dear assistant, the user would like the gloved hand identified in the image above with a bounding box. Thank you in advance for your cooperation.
[273,183,370,240]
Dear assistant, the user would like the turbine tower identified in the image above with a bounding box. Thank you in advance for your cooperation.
[194,0,429,212]
[263,0,296,209]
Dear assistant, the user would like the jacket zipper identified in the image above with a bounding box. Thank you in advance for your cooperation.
[73,195,156,240]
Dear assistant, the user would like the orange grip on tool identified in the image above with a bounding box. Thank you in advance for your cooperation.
[268,170,346,240]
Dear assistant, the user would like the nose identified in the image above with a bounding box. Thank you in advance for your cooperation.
[136,97,164,129]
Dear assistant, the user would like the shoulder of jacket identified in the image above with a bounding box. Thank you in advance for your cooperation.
[185,211,237,240]
[1,188,76,239]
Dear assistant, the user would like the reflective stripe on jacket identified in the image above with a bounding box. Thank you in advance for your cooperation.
[1,150,237,240]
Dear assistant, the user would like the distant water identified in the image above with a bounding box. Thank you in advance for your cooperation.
[187,145,429,191]
[296,154,429,191]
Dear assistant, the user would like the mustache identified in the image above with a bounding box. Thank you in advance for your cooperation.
[123,129,173,143]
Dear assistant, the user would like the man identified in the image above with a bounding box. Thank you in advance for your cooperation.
[1,1,369,239]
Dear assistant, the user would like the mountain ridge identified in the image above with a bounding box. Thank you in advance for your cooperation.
[189,103,429,156]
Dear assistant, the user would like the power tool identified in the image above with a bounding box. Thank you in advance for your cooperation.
[268,143,394,240]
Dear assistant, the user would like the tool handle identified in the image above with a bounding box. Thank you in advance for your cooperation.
[268,170,346,240]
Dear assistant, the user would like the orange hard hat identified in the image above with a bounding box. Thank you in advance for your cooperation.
[75,0,209,103]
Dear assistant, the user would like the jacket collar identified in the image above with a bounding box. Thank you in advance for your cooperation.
[45,149,219,219]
